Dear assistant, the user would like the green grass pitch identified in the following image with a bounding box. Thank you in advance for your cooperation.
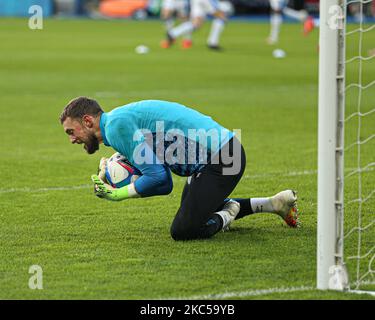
[0,18,374,300]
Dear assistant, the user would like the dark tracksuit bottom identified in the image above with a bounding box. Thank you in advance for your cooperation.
[170,137,247,241]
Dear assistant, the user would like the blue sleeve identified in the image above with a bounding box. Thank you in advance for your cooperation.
[106,123,173,197]
[134,164,173,197]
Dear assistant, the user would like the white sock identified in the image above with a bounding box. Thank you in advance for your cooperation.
[207,19,225,46]
[270,13,282,43]
[183,32,192,41]
[165,18,175,31]
[282,8,307,22]
[250,197,274,213]
[169,21,195,39]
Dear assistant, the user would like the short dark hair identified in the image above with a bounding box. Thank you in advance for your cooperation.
[59,97,104,124]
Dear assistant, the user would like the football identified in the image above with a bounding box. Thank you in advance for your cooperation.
[105,153,142,188]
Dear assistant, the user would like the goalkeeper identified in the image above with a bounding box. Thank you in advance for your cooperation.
[60,97,299,241]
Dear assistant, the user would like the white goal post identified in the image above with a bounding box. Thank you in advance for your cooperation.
[317,0,375,294]
[317,0,347,291]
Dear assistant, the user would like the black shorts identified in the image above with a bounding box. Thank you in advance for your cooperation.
[170,136,246,240]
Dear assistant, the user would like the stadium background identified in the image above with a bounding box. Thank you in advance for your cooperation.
[0,0,320,18]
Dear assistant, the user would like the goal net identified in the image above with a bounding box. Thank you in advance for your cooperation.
[317,0,374,294]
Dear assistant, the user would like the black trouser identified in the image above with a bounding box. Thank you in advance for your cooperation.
[170,137,246,241]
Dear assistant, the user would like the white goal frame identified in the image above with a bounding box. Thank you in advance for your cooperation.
[317,0,347,291]
[317,0,374,294]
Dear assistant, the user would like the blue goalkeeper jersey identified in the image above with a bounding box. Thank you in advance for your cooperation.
[99,100,233,196]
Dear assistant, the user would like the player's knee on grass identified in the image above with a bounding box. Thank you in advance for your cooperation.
[170,216,221,241]
[170,220,196,241]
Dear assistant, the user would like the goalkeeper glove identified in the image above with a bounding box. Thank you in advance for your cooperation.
[91,174,129,201]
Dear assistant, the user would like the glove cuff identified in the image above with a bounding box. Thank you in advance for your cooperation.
[114,183,140,200]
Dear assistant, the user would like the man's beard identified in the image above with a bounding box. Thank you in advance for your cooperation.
[84,133,99,154]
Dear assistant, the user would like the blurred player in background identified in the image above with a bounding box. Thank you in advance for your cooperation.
[160,0,193,49]
[268,0,314,45]
[348,0,375,22]
[161,0,234,50]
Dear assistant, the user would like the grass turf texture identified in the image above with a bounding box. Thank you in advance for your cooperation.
[0,18,374,300]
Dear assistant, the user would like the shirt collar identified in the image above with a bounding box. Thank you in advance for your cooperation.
[99,113,110,146]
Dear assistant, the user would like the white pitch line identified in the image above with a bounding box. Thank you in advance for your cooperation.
[244,169,317,179]
[348,290,375,297]
[0,170,317,194]
[0,184,92,194]
[161,285,315,300]
[161,281,375,300]
[1,166,372,195]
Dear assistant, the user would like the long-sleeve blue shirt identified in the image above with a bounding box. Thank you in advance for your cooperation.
[99,100,233,197]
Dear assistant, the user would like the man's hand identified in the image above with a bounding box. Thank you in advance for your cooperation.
[97,157,108,181]
[91,174,129,201]
[91,174,119,201]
